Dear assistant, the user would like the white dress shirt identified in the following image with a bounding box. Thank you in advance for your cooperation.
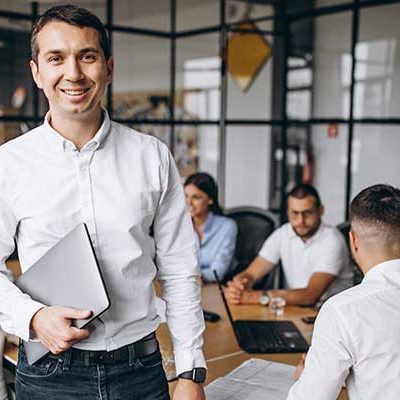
[287,258,400,400]
[259,223,352,298]
[0,111,205,374]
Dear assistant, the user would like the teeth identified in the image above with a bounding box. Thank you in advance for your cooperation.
[63,89,87,95]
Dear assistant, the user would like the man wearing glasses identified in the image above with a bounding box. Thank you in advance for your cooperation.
[225,184,352,307]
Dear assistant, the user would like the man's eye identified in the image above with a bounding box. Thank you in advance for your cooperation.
[81,54,96,62]
[48,56,62,63]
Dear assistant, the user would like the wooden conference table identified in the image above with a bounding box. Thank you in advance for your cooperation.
[3,262,348,399]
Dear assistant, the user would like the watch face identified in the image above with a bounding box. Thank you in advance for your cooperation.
[193,367,207,383]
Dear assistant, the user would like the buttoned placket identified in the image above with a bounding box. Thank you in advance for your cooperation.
[63,140,98,249]
[70,142,115,348]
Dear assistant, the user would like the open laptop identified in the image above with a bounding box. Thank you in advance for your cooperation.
[214,271,309,354]
[15,223,110,365]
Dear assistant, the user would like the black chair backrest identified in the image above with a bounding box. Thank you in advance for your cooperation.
[336,222,351,250]
[225,206,278,270]
[336,221,363,285]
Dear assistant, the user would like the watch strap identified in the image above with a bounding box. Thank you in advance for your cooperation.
[178,367,207,383]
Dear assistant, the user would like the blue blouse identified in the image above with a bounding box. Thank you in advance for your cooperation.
[196,212,238,282]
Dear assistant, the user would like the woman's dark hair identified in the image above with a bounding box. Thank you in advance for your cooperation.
[184,172,222,215]
[31,4,110,63]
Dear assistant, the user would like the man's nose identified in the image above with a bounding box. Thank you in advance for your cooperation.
[65,58,84,81]
[298,213,306,224]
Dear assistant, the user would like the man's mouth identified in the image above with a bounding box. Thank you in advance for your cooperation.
[61,88,90,96]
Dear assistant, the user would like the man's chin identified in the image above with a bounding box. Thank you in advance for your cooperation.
[294,228,312,239]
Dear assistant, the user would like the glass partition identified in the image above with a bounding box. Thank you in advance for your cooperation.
[112,33,170,120]
[176,33,220,121]
[113,0,170,31]
[354,3,400,118]
[0,17,32,114]
[351,124,400,199]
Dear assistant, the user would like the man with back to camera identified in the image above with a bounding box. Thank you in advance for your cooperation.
[287,184,400,399]
[0,5,206,400]
[225,184,352,307]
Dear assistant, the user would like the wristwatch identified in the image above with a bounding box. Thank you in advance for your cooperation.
[178,367,207,383]
[259,291,270,306]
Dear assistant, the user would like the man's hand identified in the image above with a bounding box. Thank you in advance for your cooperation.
[172,379,205,400]
[30,306,91,354]
[240,290,262,304]
[231,272,253,290]
[225,273,253,304]
[294,354,306,380]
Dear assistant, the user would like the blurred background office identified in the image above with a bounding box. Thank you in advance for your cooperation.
[0,0,399,226]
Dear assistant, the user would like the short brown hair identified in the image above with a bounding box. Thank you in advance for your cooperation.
[31,4,110,63]
[287,183,321,208]
[350,184,400,242]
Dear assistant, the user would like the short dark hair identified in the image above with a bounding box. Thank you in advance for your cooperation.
[287,183,321,208]
[184,172,222,215]
[31,4,110,63]
[350,184,400,241]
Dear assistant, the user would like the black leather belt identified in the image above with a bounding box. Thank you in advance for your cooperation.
[49,332,158,366]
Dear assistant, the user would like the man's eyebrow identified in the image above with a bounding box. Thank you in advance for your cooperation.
[42,48,100,56]
[79,47,100,54]
[43,50,63,57]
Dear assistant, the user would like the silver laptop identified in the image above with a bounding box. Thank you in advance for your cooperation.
[15,223,110,365]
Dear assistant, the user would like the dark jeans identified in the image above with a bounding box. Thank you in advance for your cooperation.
[15,345,170,400]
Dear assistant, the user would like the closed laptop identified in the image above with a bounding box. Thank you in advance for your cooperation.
[15,223,110,365]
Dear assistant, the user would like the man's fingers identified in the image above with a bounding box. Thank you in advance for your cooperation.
[232,277,248,290]
[59,307,92,320]
[69,327,90,341]
[46,328,90,353]
[225,289,242,304]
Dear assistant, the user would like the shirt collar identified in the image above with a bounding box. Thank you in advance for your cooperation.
[363,258,400,281]
[41,108,111,153]
[288,222,324,245]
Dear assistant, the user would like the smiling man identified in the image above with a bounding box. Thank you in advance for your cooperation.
[0,5,205,400]
[225,184,352,307]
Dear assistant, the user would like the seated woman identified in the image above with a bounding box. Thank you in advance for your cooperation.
[184,173,238,282]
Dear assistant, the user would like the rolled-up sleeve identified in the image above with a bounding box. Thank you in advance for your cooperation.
[153,148,206,375]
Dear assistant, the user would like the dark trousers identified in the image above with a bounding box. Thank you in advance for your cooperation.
[15,345,170,400]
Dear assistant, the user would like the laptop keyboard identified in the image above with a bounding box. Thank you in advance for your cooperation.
[235,320,306,352]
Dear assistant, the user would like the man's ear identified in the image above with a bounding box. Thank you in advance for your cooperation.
[319,205,325,217]
[30,60,43,89]
[349,229,358,254]
[106,57,114,85]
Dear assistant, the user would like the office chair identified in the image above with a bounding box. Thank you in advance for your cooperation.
[224,207,279,289]
[336,222,363,285]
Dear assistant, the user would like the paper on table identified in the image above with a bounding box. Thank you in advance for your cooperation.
[205,358,296,400]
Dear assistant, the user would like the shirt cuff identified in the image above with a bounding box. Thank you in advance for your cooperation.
[14,296,45,341]
[174,348,207,376]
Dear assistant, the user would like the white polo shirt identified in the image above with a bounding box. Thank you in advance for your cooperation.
[287,259,400,400]
[258,223,352,298]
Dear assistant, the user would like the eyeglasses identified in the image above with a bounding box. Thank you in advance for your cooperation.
[289,209,319,219]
